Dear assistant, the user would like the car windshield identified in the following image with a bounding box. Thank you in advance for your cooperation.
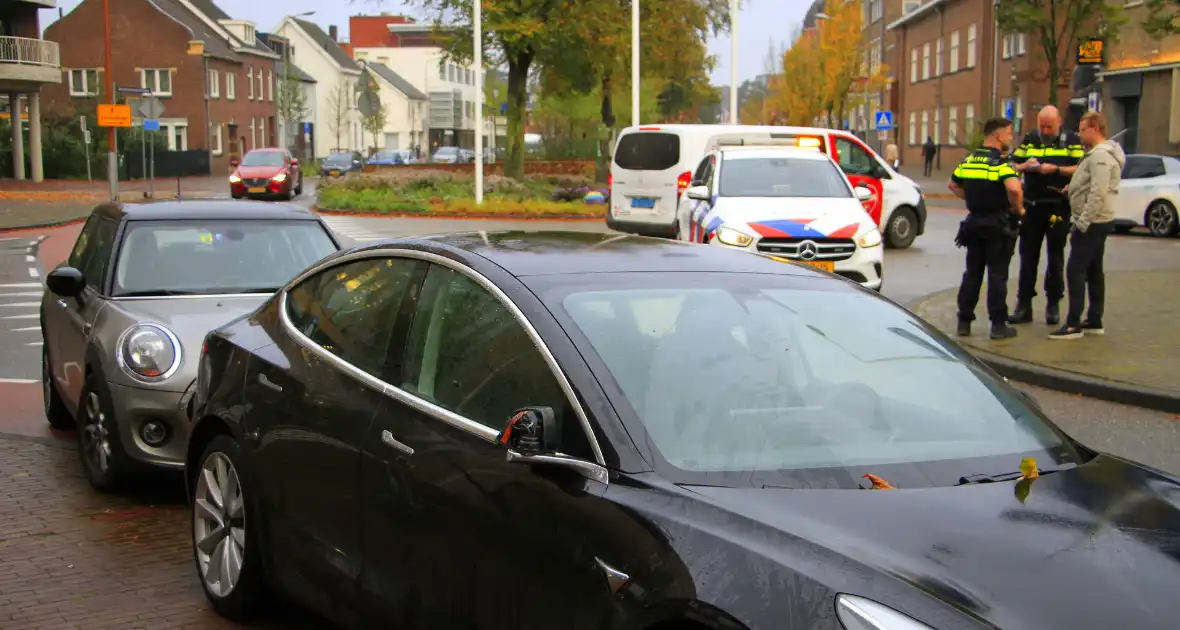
[720,155,852,198]
[112,219,337,297]
[434,147,458,156]
[539,272,1078,489]
[326,152,352,163]
[241,152,286,167]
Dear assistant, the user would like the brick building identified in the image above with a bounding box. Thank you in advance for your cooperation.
[0,0,62,181]
[42,0,279,174]
[851,0,919,154]
[887,0,1075,170]
[1096,7,1180,154]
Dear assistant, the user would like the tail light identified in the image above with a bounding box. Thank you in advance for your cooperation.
[676,171,692,200]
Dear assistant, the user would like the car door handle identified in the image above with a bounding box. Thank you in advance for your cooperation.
[257,373,282,392]
[381,430,414,456]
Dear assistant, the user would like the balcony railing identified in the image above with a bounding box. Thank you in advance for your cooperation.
[0,36,60,67]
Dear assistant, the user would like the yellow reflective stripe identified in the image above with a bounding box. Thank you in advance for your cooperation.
[1013,147,1028,157]
[953,163,1014,181]
[1043,148,1071,157]
[1023,148,1047,157]
[1067,144,1084,149]
[1069,150,1085,158]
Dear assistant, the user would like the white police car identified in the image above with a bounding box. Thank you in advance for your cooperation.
[675,144,885,290]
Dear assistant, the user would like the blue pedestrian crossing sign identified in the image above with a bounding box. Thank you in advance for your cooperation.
[1003,98,1015,120]
[874,111,894,130]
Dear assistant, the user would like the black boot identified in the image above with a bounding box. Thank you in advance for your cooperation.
[990,323,1018,339]
[1045,301,1061,326]
[957,320,971,337]
[1008,302,1033,324]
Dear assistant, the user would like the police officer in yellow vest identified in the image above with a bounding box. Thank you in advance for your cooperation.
[948,117,1024,339]
[1008,105,1084,325]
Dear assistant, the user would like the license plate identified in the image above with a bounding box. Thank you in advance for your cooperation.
[248,187,266,193]
[329,170,341,175]
[630,197,656,209]
[800,260,835,272]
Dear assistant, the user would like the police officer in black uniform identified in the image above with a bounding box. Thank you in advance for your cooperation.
[948,117,1024,340]
[1008,105,1084,325]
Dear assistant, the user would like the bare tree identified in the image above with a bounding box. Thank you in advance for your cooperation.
[326,81,348,150]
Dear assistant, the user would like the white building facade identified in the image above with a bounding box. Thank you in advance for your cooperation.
[359,61,427,153]
[272,17,363,158]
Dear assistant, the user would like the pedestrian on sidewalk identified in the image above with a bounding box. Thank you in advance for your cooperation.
[885,143,900,171]
[1050,111,1124,340]
[948,117,1024,340]
[1008,105,1084,327]
[922,137,936,176]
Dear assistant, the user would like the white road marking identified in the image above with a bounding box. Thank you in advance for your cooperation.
[0,302,39,307]
[27,267,39,278]
[0,282,41,288]
[1,314,39,320]
[25,255,34,262]
[0,292,41,297]
[0,378,37,384]
[12,326,40,332]
[24,341,42,346]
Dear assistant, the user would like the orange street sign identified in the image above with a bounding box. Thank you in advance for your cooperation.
[97,104,132,128]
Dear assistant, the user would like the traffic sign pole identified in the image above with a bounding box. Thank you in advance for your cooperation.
[102,0,117,200]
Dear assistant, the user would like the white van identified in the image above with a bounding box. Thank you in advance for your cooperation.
[607,124,928,248]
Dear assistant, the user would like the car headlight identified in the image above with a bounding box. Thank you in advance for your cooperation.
[272,172,287,182]
[715,225,754,247]
[228,174,241,183]
[857,227,883,248]
[836,594,934,630]
[117,323,182,381]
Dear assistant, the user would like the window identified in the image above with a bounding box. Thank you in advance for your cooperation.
[871,0,882,21]
[286,257,420,377]
[1122,155,1166,179]
[68,68,100,97]
[908,111,916,145]
[141,68,172,96]
[226,73,235,100]
[1017,33,1026,56]
[209,69,220,98]
[933,109,941,144]
[965,103,976,139]
[400,263,584,457]
[922,43,930,80]
[256,70,264,101]
[691,155,714,186]
[249,118,256,149]
[720,156,852,198]
[921,110,929,141]
[1002,34,1012,60]
[967,24,977,68]
[164,122,187,151]
[1014,96,1023,133]
[438,61,446,80]
[247,67,254,99]
[870,40,881,75]
[267,70,273,101]
[68,216,118,290]
[910,48,918,83]
[211,122,222,155]
[260,117,266,148]
[614,132,680,171]
[948,106,959,145]
[949,31,960,73]
[935,38,943,75]
[863,0,870,24]
[833,137,875,176]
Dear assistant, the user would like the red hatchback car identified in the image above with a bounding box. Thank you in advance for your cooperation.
[229,148,303,200]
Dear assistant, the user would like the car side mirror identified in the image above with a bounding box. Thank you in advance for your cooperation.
[230,159,239,167]
[46,266,86,298]
[855,185,874,202]
[498,407,560,456]
[289,158,299,166]
[686,185,710,201]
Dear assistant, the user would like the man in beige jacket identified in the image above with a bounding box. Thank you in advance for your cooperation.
[1051,112,1125,339]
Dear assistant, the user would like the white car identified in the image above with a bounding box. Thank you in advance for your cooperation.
[1114,153,1180,237]
[675,146,885,290]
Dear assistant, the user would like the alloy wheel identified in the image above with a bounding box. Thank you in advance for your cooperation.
[1148,203,1175,236]
[891,214,913,242]
[80,392,111,472]
[194,452,247,598]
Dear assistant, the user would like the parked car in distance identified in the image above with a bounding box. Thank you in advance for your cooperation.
[41,200,340,492]
[1113,153,1180,237]
[229,149,303,201]
[368,150,416,166]
[187,231,1180,630]
[321,151,365,177]
[431,146,470,164]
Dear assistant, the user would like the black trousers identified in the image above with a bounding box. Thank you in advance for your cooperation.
[958,232,1016,324]
[1066,222,1114,326]
[923,157,934,176]
[1016,201,1070,304]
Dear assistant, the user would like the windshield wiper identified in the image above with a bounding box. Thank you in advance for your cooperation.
[117,289,196,297]
[957,462,1076,485]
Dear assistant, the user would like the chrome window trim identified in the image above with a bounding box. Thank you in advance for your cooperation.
[111,293,275,301]
[277,248,608,468]
[115,322,184,383]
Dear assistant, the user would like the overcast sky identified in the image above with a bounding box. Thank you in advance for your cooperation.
[45,0,809,87]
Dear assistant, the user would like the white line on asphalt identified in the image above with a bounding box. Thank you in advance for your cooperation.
[12,326,40,332]
[0,282,42,288]
[28,267,39,278]
[0,292,41,297]
[24,341,42,346]
[0,302,39,307]
[0,378,37,384]
[25,255,34,262]
[1,314,39,320]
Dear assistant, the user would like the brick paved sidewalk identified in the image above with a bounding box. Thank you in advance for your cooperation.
[0,433,323,629]
[914,269,1180,399]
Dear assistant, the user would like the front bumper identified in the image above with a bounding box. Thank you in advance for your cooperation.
[715,239,884,290]
[106,379,196,470]
[606,211,677,238]
[231,179,290,198]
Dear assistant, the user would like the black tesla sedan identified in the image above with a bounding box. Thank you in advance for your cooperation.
[186,232,1180,630]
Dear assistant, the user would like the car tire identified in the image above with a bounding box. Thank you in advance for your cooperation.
[231,194,243,200]
[76,372,134,492]
[1145,200,1179,237]
[192,434,270,621]
[884,207,918,249]
[294,177,303,195]
[42,343,74,430]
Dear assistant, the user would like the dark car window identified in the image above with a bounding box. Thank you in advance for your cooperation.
[539,272,1078,488]
[68,215,118,291]
[112,219,337,297]
[398,264,592,459]
[719,155,852,198]
[833,137,876,176]
[241,151,286,167]
[326,152,353,163]
[1123,155,1165,179]
[286,257,420,378]
[614,132,680,171]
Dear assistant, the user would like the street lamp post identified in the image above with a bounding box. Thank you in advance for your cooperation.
[475,0,483,204]
[729,0,738,124]
[102,0,116,200]
[632,0,640,126]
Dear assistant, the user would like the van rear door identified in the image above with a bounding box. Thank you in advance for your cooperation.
[611,131,685,228]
